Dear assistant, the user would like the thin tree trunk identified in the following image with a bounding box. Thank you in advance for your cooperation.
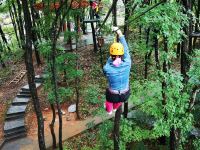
[114,106,122,150]
[12,0,25,46]
[0,25,11,52]
[16,0,25,42]
[67,18,72,50]
[75,37,80,119]
[181,0,192,83]
[144,28,151,79]
[51,34,63,149]
[49,1,72,148]
[30,0,42,66]
[162,37,168,106]
[176,43,181,59]
[75,77,80,119]
[193,0,200,49]
[51,14,63,149]
[160,37,168,146]
[124,0,130,39]
[123,0,130,119]
[48,2,73,148]
[139,26,142,43]
[123,101,128,118]
[51,41,63,149]
[154,30,160,70]
[0,41,5,68]
[170,127,175,150]
[0,54,6,68]
[112,0,117,26]
[49,104,56,149]
[21,0,46,149]
[7,0,21,48]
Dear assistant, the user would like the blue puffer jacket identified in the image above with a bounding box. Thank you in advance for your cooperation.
[103,36,131,91]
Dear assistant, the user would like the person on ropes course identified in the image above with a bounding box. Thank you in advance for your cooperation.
[103,26,131,115]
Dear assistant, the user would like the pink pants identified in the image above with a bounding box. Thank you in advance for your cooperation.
[105,100,122,113]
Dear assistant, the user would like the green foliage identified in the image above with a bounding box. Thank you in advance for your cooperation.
[84,84,104,105]
[38,40,52,57]
[0,1,8,13]
[39,38,83,104]
[130,80,163,118]
[130,2,188,49]
[127,69,193,145]
[188,49,200,86]
[63,31,77,42]
[120,118,153,149]
[132,142,148,150]
[98,120,113,149]
[193,138,200,150]
[56,53,83,80]
[81,145,100,150]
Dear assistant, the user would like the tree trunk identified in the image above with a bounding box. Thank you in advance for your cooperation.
[51,18,63,148]
[30,0,42,66]
[181,0,192,83]
[16,0,25,42]
[0,41,6,68]
[49,1,72,148]
[21,0,46,149]
[176,43,181,59]
[67,18,72,50]
[123,101,128,118]
[123,0,130,39]
[114,106,122,150]
[162,37,168,106]
[154,30,160,70]
[193,0,200,49]
[7,0,21,48]
[0,25,11,52]
[123,0,130,119]
[144,28,151,79]
[49,104,56,149]
[159,37,168,146]
[112,0,117,26]
[75,77,80,119]
[51,37,63,149]
[75,37,80,119]
[51,43,63,149]
[0,54,6,68]
[170,127,176,150]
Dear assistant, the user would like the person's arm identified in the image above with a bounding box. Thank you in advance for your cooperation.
[119,36,130,60]
[112,27,131,62]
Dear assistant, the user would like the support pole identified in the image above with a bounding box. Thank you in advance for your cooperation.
[114,106,122,150]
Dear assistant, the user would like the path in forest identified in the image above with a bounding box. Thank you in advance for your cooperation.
[0,75,43,149]
[2,103,135,150]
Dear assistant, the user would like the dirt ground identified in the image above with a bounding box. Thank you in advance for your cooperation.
[0,60,44,140]
[0,43,117,142]
[23,45,101,141]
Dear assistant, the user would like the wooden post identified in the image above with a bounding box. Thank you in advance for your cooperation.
[114,106,122,150]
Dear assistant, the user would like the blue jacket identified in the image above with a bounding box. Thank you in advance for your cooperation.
[103,36,131,91]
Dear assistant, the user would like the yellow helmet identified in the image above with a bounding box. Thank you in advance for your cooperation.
[109,42,124,55]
